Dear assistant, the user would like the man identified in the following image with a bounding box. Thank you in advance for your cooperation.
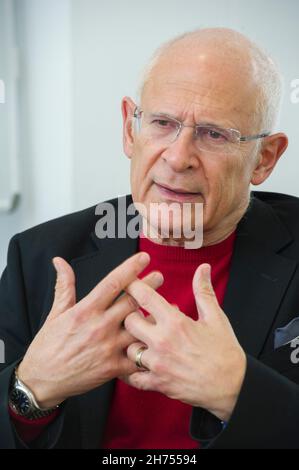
[1,27,299,449]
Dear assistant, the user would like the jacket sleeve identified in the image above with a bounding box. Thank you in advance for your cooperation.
[9,405,60,444]
[0,235,65,449]
[190,354,299,449]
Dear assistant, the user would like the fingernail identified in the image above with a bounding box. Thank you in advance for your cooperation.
[203,264,211,278]
[154,272,164,286]
[139,252,150,265]
[52,257,60,273]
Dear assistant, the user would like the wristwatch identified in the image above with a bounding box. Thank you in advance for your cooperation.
[8,366,60,420]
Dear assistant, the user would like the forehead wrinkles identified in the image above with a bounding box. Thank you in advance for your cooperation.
[142,80,253,130]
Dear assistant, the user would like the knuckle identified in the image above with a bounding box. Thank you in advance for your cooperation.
[155,336,169,354]
[68,308,83,330]
[133,374,151,391]
[71,304,88,323]
[139,289,154,309]
[173,314,189,334]
[171,311,184,327]
[200,286,215,297]
[103,277,121,297]
[151,358,166,375]
[55,277,71,292]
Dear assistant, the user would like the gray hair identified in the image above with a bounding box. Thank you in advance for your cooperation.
[137,28,283,133]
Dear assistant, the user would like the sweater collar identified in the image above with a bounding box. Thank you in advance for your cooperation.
[138,230,236,263]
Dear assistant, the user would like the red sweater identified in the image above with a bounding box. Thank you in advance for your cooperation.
[10,231,236,447]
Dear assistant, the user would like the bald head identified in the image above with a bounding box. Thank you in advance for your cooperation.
[139,28,282,132]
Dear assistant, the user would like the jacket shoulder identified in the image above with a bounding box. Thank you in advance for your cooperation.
[14,195,130,262]
[18,204,98,251]
[252,191,299,237]
[252,191,299,206]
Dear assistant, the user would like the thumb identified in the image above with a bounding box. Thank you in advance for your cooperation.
[192,263,219,321]
[49,257,76,319]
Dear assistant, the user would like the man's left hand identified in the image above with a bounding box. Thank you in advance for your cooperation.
[122,263,246,422]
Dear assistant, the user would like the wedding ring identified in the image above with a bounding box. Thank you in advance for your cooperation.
[135,346,148,369]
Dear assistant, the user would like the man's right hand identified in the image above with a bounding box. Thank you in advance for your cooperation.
[17,252,163,408]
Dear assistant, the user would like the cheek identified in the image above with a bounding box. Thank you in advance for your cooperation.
[232,150,258,190]
[130,142,160,201]
[223,158,250,201]
[205,156,249,209]
[203,160,227,200]
[222,158,255,219]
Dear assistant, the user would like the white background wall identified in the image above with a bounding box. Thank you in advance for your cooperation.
[0,0,299,273]
[0,0,73,272]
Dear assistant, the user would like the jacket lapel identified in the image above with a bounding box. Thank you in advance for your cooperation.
[223,196,297,357]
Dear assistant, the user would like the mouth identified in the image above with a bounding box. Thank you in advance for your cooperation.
[154,182,203,202]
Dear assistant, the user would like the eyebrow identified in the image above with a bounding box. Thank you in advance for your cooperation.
[148,112,236,130]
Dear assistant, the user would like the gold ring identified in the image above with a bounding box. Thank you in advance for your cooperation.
[135,346,148,369]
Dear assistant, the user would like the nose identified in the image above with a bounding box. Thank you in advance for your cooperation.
[161,126,200,173]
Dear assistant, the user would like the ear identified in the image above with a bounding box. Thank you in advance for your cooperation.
[251,133,288,186]
[121,96,137,160]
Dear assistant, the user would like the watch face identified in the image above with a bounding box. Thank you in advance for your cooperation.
[11,388,31,416]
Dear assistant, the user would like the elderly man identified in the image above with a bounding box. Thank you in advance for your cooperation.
[0,27,299,449]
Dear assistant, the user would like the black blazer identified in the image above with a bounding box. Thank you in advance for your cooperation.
[1,192,299,449]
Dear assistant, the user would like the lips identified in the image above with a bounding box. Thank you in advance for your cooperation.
[159,184,199,194]
[155,182,202,202]
[156,182,200,195]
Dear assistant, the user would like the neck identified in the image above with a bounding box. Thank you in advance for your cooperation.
[141,199,250,248]
[141,223,237,248]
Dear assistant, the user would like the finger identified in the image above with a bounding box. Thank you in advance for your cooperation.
[118,355,143,376]
[49,257,76,319]
[171,303,180,310]
[125,278,173,323]
[192,263,219,321]
[132,309,156,324]
[113,270,164,304]
[144,314,156,325]
[124,311,154,345]
[127,341,151,371]
[107,271,164,324]
[77,252,150,312]
[117,328,140,350]
[118,374,131,386]
[125,370,155,391]
[117,313,157,352]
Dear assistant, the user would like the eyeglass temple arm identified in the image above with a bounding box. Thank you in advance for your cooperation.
[133,107,142,118]
[240,132,270,142]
